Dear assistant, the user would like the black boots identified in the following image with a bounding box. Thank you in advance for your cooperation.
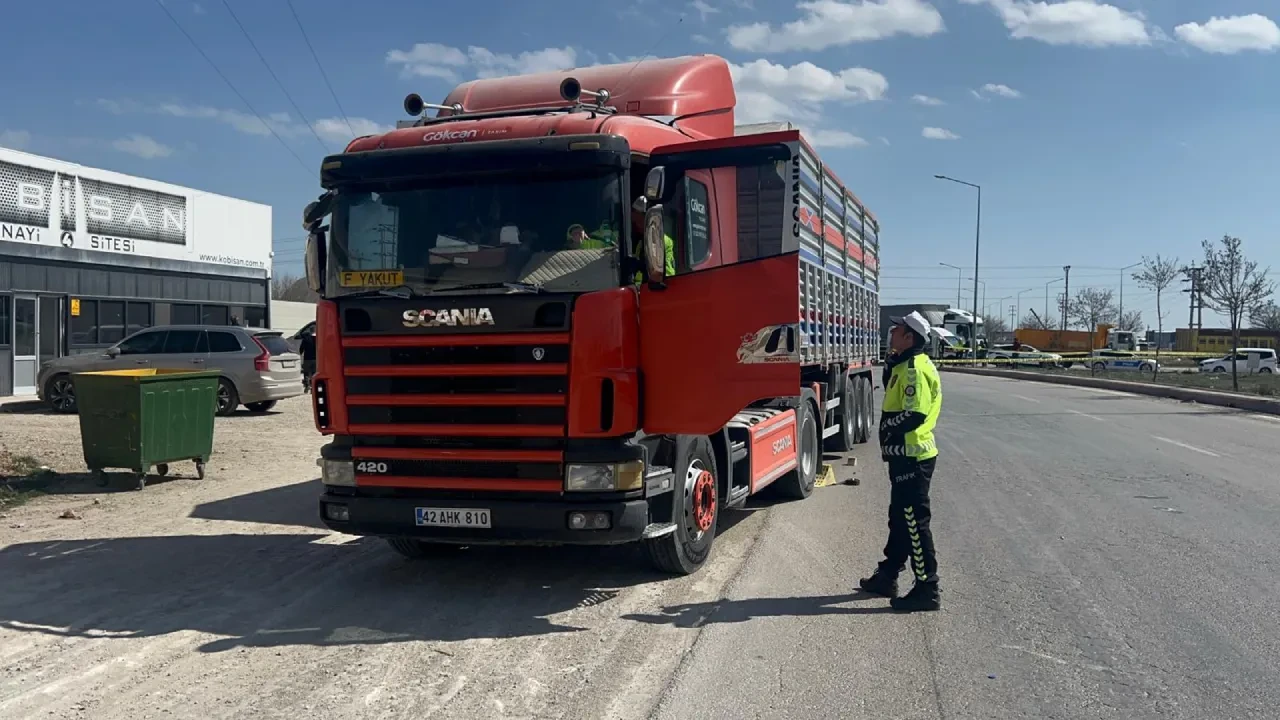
[890,581,941,612]
[858,570,899,598]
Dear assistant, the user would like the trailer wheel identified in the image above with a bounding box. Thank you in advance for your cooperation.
[645,436,719,575]
[854,377,873,444]
[826,376,858,452]
[775,397,819,500]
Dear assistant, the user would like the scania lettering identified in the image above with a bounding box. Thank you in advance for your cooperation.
[401,308,496,327]
[306,55,883,575]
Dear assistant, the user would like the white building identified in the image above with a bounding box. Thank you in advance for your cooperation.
[0,146,272,397]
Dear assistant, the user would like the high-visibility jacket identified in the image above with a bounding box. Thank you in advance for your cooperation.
[634,233,676,284]
[879,350,942,461]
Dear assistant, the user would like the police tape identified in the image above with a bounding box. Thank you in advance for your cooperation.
[931,355,1211,366]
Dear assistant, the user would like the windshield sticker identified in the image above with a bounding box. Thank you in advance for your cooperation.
[339,269,404,288]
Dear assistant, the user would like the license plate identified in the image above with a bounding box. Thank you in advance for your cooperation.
[415,507,491,528]
[281,360,297,368]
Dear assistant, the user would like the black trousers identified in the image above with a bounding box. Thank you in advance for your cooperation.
[878,457,938,584]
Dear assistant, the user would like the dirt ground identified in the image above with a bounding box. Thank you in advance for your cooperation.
[0,397,775,719]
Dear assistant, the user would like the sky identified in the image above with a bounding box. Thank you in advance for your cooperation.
[2,0,1278,331]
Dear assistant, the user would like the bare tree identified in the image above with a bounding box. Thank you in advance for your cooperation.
[1198,235,1276,391]
[1019,312,1053,330]
[1117,309,1143,333]
[1251,301,1280,331]
[985,314,1009,336]
[1132,254,1180,364]
[1067,287,1117,343]
[271,273,319,302]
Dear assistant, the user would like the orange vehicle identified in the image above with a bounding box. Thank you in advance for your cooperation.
[1014,324,1118,354]
[301,55,882,574]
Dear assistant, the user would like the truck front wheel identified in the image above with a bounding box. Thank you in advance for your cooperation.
[645,436,719,575]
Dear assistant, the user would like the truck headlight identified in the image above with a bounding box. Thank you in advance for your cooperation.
[565,462,644,492]
[321,459,356,487]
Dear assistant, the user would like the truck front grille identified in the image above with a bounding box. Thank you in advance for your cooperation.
[340,332,569,493]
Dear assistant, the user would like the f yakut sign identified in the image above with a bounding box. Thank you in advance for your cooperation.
[0,148,271,272]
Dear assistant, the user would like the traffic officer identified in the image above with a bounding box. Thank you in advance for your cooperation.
[860,310,944,612]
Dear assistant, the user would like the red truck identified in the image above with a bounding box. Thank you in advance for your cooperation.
[301,55,882,574]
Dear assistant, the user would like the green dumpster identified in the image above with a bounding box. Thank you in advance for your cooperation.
[74,369,219,490]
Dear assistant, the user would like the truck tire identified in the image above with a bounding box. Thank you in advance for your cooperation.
[645,436,719,575]
[826,376,857,452]
[385,538,460,559]
[775,396,819,500]
[854,377,873,444]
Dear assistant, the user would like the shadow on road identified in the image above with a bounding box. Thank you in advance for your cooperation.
[190,478,327,529]
[622,592,899,628]
[0,532,666,653]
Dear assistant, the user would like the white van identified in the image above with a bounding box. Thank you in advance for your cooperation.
[1198,348,1277,374]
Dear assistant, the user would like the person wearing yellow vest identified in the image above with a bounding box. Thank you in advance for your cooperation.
[861,310,944,612]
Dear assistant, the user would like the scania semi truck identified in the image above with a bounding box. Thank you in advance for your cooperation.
[303,55,882,574]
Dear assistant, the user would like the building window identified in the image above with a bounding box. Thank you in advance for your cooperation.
[127,302,152,337]
[99,301,126,344]
[71,299,99,345]
[172,303,200,325]
[243,306,267,328]
[0,295,10,346]
[201,305,229,326]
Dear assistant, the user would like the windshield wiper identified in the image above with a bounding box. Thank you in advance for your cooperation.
[339,284,422,300]
[433,281,546,294]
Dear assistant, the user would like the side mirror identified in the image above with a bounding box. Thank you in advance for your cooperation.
[105,347,120,358]
[631,196,649,214]
[305,231,326,294]
[302,192,334,230]
[644,166,665,201]
[643,205,666,286]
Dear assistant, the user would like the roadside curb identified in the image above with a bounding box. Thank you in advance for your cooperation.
[941,366,1280,417]
[0,400,46,414]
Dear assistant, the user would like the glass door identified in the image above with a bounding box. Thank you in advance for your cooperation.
[38,296,64,367]
[12,296,37,396]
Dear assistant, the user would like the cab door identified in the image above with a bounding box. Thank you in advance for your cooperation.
[638,131,803,436]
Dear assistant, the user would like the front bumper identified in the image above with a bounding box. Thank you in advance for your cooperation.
[319,491,650,546]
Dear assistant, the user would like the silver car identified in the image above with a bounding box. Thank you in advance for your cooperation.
[37,325,304,416]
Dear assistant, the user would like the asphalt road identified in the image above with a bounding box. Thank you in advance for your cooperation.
[651,373,1280,720]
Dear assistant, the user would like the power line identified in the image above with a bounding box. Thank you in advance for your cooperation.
[286,0,354,139]
[153,0,316,180]
[220,0,330,153]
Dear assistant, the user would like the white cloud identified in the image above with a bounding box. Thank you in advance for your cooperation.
[911,94,944,105]
[727,0,944,52]
[729,59,883,149]
[96,98,301,138]
[691,33,713,43]
[1175,14,1280,54]
[959,0,1151,47]
[977,82,1021,98]
[806,129,869,148]
[0,129,32,149]
[313,117,392,144]
[112,134,174,159]
[191,2,205,14]
[879,136,891,145]
[922,126,960,140]
[691,0,720,21]
[386,43,577,82]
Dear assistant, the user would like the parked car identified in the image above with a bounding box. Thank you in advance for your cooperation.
[1198,348,1277,374]
[38,325,304,416]
[986,343,1064,368]
[1089,349,1159,376]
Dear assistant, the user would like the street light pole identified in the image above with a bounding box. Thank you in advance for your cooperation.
[936,175,981,359]
[1045,277,1064,326]
[1062,265,1072,331]
[1119,261,1141,332]
[940,262,963,309]
[1015,287,1035,330]
[967,278,987,323]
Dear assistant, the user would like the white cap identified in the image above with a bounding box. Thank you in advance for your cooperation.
[889,311,931,340]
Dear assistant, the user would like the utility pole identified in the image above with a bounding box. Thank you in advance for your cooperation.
[935,175,981,363]
[1182,266,1203,330]
[1061,265,1072,331]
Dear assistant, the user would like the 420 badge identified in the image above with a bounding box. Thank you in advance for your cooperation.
[339,269,404,288]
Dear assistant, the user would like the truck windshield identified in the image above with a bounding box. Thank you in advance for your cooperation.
[327,171,625,296]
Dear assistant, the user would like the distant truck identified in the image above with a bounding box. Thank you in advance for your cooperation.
[1014,324,1137,355]
[880,304,984,354]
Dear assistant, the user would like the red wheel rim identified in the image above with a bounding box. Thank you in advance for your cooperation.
[691,469,716,532]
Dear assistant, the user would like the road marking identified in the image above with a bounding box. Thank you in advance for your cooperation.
[1011,394,1041,404]
[1075,388,1136,398]
[1067,409,1105,421]
[311,532,364,545]
[1152,436,1219,457]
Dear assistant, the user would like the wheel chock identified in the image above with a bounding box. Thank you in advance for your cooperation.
[815,464,837,488]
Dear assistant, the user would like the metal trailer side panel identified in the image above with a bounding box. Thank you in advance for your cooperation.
[794,139,881,371]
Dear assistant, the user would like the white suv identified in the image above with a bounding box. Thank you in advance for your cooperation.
[1198,348,1277,374]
